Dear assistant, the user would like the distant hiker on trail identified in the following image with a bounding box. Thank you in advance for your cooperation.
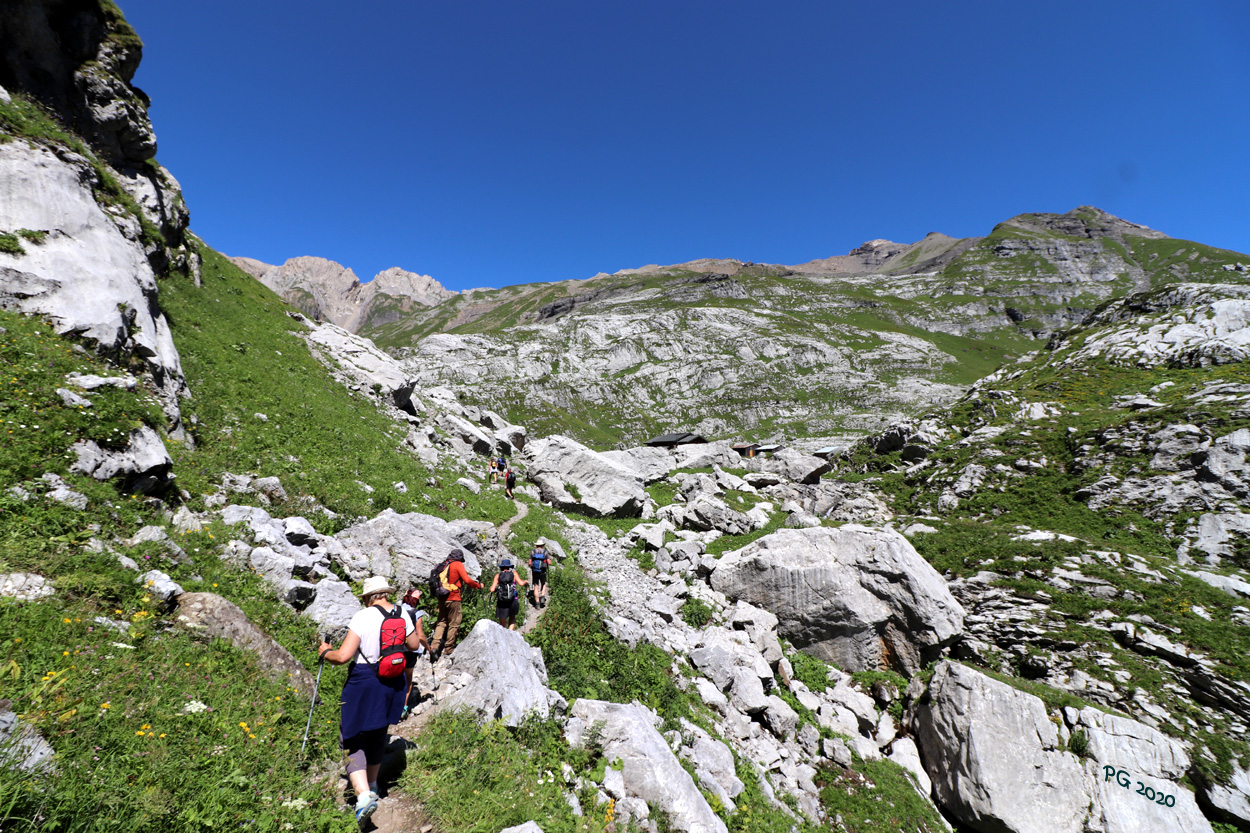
[529,540,550,608]
[489,557,528,630]
[494,454,507,483]
[428,549,483,661]
[397,587,430,717]
[317,576,424,827]
[504,466,517,499]
[488,456,499,483]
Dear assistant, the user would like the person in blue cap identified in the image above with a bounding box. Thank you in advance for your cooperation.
[488,557,528,630]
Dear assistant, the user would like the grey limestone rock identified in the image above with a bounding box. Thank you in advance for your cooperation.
[440,620,567,726]
[0,141,186,416]
[710,525,964,674]
[602,446,677,484]
[0,573,54,601]
[300,579,361,639]
[0,706,56,774]
[1197,761,1250,831]
[683,495,753,535]
[742,448,830,485]
[522,435,647,518]
[175,592,317,694]
[913,661,1088,833]
[565,700,727,833]
[138,570,183,607]
[331,509,482,586]
[497,823,545,833]
[69,425,172,494]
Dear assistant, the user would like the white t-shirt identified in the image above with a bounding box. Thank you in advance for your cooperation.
[348,604,414,664]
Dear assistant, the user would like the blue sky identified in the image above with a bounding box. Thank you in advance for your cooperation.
[119,1,1250,292]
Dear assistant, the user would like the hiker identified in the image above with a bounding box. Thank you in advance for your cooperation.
[495,453,507,483]
[529,539,550,608]
[317,576,424,827]
[488,456,499,483]
[489,557,528,630]
[428,549,483,660]
[504,466,517,499]
[397,587,430,717]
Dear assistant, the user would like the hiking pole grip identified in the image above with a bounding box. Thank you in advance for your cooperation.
[302,633,328,756]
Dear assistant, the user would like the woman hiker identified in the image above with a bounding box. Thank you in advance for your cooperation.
[504,465,517,499]
[489,557,528,630]
[318,576,424,827]
[529,539,550,608]
[397,586,430,718]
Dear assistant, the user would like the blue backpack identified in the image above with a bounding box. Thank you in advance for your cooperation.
[530,550,548,574]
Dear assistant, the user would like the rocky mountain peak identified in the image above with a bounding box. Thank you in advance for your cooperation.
[368,266,457,306]
[1000,205,1169,243]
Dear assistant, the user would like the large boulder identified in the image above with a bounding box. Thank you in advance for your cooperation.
[175,593,317,694]
[331,509,482,586]
[743,448,830,485]
[682,495,753,536]
[602,446,677,484]
[709,525,964,674]
[69,425,173,494]
[913,662,1089,833]
[299,320,420,414]
[914,662,1214,833]
[522,435,646,518]
[438,620,566,726]
[565,700,728,833]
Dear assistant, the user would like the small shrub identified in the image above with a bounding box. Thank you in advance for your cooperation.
[0,232,24,255]
[1068,728,1089,758]
[679,597,713,629]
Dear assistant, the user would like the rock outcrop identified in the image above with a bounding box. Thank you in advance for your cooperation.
[522,435,647,517]
[437,620,567,725]
[565,699,728,833]
[175,592,318,694]
[710,525,964,673]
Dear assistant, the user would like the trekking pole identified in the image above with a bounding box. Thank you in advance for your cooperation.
[302,633,327,756]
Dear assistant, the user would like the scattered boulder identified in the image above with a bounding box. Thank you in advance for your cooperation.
[438,620,567,725]
[300,579,361,639]
[522,435,646,518]
[709,526,964,674]
[175,593,317,694]
[0,702,56,774]
[743,448,830,485]
[0,573,54,601]
[69,426,173,494]
[1196,761,1250,831]
[137,570,183,607]
[565,700,728,833]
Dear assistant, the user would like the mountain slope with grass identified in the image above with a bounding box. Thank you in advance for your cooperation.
[3,5,1250,833]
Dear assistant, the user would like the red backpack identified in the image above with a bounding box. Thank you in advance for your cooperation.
[371,606,409,680]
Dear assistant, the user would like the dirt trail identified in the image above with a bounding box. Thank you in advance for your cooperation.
[349,498,537,832]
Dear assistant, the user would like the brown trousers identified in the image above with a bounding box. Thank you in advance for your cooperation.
[429,599,463,654]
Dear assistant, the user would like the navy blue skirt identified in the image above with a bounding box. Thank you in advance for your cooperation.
[339,662,405,742]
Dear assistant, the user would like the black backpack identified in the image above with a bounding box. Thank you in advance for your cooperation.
[428,555,455,600]
[496,568,518,603]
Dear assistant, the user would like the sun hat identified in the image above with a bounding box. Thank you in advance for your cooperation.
[360,576,396,599]
[500,558,513,568]
[534,539,545,547]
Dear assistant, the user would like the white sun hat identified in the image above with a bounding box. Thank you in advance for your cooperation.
[359,576,396,599]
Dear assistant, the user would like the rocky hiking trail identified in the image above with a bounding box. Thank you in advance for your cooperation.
[352,498,535,833]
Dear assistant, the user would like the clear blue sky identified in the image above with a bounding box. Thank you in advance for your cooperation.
[118,0,1250,292]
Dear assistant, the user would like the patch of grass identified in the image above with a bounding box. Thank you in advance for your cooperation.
[816,757,946,833]
[0,232,24,254]
[527,564,693,719]
[405,710,618,833]
[679,597,713,629]
[788,649,836,694]
[0,309,166,487]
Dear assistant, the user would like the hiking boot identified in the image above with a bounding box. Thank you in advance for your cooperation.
[355,791,378,828]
